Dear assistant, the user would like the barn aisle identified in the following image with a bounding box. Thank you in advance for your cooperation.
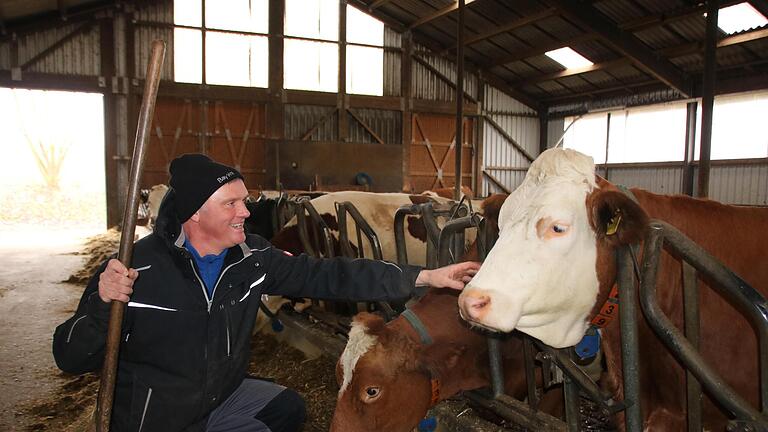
[0,225,100,431]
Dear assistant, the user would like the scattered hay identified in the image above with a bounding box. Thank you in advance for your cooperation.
[64,228,121,285]
[22,373,98,432]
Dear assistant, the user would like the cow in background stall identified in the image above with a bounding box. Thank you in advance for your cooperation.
[269,190,473,266]
[458,148,768,431]
[329,195,566,432]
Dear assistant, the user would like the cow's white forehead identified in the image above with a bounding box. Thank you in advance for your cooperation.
[338,320,378,395]
[499,148,596,229]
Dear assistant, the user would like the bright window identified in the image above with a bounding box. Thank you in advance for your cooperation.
[284,39,339,92]
[285,0,338,41]
[545,47,593,69]
[717,2,767,34]
[173,0,268,87]
[696,91,768,160]
[346,6,384,96]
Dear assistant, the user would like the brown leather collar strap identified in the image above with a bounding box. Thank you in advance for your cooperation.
[429,377,441,407]
[589,284,619,328]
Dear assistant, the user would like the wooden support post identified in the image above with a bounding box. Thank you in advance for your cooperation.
[682,101,698,196]
[454,0,464,201]
[338,0,349,142]
[268,0,285,188]
[401,31,413,192]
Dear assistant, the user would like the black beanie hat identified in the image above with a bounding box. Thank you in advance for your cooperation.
[169,154,244,222]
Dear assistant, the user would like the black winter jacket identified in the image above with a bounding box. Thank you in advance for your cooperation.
[53,190,422,432]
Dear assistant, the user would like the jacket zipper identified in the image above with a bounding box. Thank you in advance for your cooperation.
[138,387,152,432]
[224,309,231,357]
[187,256,248,313]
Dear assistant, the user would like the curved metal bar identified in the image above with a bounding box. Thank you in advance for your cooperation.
[393,204,422,265]
[335,201,383,260]
[639,221,768,423]
[437,214,481,266]
[295,197,335,258]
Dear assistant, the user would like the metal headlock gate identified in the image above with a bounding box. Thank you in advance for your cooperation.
[393,200,470,268]
[433,213,768,431]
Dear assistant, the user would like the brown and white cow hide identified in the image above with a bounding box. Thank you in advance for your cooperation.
[459,148,768,431]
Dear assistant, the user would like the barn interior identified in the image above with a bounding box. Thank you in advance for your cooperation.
[0,0,766,431]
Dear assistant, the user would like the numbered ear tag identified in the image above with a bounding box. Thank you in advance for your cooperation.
[606,211,622,236]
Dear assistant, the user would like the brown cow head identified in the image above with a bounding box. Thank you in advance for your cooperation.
[330,313,465,432]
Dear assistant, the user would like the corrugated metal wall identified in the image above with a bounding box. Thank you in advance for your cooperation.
[284,105,338,141]
[604,166,683,195]
[481,85,539,196]
[708,164,768,206]
[0,23,101,75]
[348,108,401,144]
[383,27,401,97]
[134,26,174,80]
[412,44,478,102]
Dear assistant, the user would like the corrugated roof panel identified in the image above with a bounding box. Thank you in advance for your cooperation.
[571,39,617,63]
[670,53,702,72]
[634,26,686,50]
[579,69,618,86]
[536,15,583,39]
[608,63,648,81]
[593,0,647,23]
[493,61,535,78]
[665,16,706,44]
[508,25,550,47]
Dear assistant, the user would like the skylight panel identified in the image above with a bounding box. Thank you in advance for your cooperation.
[717,2,767,34]
[545,47,594,69]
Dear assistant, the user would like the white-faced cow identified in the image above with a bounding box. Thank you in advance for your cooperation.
[330,194,566,432]
[458,148,768,431]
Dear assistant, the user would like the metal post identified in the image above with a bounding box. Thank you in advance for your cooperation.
[454,0,464,201]
[683,261,702,432]
[697,0,718,198]
[603,112,611,178]
[682,101,698,196]
[618,246,643,431]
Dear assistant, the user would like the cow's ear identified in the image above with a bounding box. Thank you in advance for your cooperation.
[352,312,386,335]
[588,189,649,246]
[421,343,466,375]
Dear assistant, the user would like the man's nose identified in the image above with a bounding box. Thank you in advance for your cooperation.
[238,202,250,218]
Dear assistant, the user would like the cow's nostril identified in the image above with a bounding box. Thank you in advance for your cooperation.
[461,293,491,320]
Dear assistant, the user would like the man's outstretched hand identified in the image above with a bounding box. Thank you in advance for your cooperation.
[415,261,481,290]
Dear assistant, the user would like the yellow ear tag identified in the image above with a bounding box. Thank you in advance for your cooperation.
[606,212,622,236]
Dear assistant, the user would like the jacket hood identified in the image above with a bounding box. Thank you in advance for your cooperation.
[154,187,185,248]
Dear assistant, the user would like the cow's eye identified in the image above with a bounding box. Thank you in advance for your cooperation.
[552,224,567,234]
[363,386,381,402]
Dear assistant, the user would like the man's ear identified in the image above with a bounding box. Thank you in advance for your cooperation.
[588,189,649,246]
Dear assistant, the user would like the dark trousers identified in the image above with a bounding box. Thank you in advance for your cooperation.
[206,378,306,432]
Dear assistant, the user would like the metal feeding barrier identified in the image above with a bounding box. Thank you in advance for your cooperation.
[293,196,335,259]
[393,200,469,268]
[435,212,768,432]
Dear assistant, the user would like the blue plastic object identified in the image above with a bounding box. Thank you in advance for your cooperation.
[271,319,284,333]
[417,417,437,432]
[574,328,600,360]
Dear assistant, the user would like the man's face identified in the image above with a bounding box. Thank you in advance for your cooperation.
[192,179,250,252]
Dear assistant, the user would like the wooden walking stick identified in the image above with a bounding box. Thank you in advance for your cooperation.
[93,39,166,432]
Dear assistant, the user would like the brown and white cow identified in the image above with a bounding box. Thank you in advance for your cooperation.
[330,289,564,432]
[330,194,566,431]
[458,148,768,430]
[270,191,470,266]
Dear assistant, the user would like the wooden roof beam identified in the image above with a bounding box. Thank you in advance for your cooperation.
[512,58,631,87]
[487,33,596,67]
[409,2,464,29]
[619,0,743,32]
[545,0,691,97]
[658,27,768,57]
[444,8,557,50]
[369,0,394,10]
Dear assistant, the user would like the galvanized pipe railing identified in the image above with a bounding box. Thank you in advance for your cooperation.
[617,245,643,431]
[639,220,768,425]
[294,197,335,258]
[335,201,383,261]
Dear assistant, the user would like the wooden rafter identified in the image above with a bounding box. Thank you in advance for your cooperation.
[544,0,691,97]
[488,33,596,67]
[513,58,632,87]
[447,8,557,50]
[619,0,743,32]
[409,1,474,30]
[369,0,394,11]
[659,27,768,57]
